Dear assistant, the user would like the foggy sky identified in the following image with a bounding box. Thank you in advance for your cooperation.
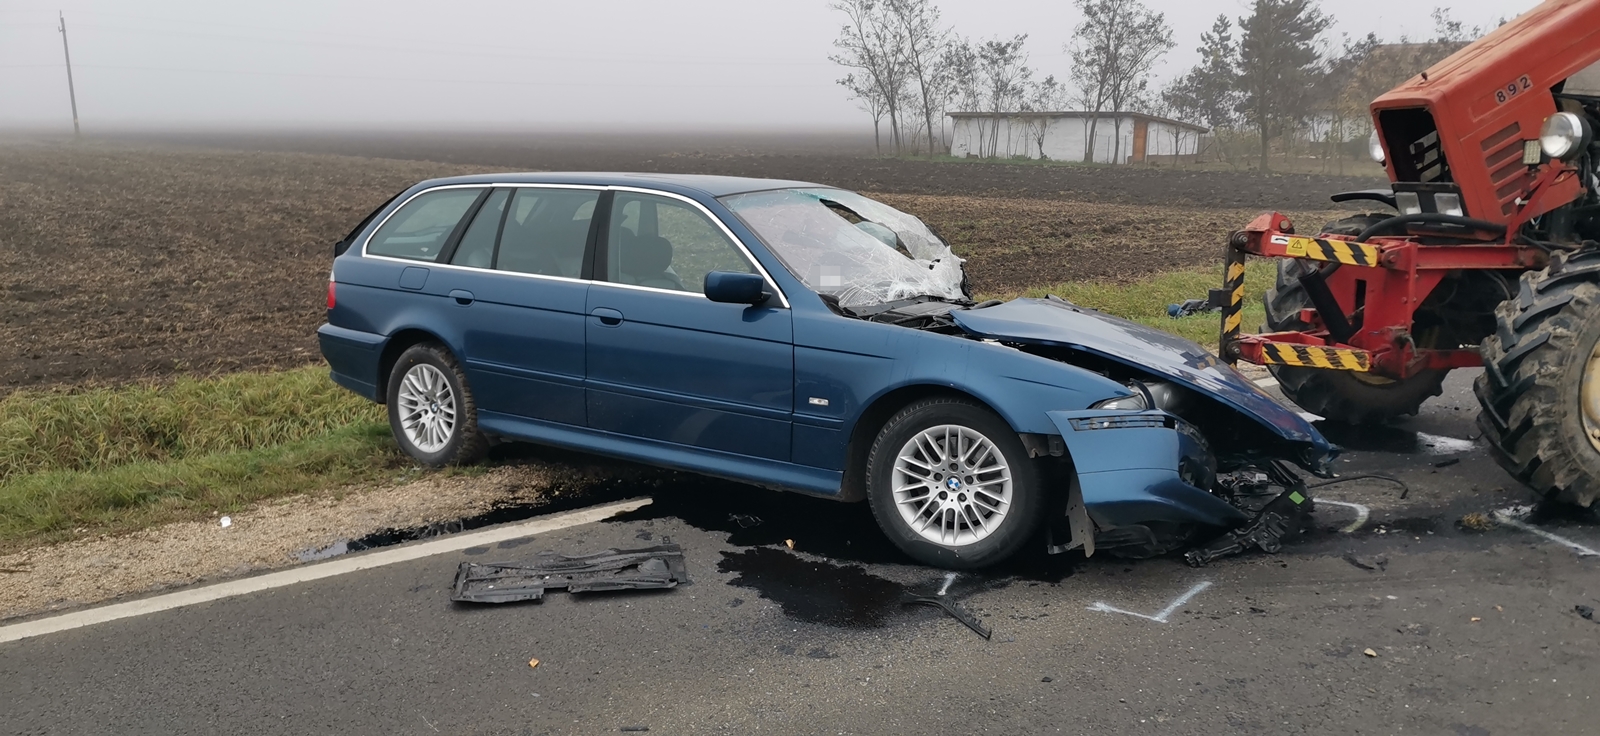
[0,0,1537,131]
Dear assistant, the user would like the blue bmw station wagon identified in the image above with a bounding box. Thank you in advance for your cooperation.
[319,173,1334,569]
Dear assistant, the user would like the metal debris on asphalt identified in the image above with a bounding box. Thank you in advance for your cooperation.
[528,658,540,669]
[450,544,689,604]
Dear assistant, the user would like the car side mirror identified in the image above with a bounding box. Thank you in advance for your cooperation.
[704,271,770,305]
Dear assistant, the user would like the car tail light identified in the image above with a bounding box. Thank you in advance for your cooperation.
[326,274,336,310]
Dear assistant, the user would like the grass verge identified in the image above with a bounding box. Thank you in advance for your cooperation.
[0,262,1273,549]
[983,259,1275,347]
[0,423,404,551]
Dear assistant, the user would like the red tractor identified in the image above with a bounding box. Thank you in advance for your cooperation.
[1220,0,1600,506]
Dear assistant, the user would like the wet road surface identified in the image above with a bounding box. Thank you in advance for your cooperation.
[3,370,1599,734]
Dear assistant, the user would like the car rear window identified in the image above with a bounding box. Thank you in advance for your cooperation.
[366,188,483,262]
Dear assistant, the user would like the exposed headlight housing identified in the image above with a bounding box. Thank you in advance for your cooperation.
[1368,129,1386,164]
[1540,112,1592,161]
[1090,393,1147,411]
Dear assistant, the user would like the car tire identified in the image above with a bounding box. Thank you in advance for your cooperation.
[386,343,489,467]
[866,397,1044,569]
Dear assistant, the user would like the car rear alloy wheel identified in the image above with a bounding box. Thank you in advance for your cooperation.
[396,363,456,453]
[386,343,489,467]
[892,425,1012,546]
[867,397,1044,569]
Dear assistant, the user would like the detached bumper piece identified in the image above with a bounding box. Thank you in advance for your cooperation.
[450,544,690,604]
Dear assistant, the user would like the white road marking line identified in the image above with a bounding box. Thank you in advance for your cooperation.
[0,498,652,645]
[1493,507,1600,557]
[1253,377,1280,389]
[1297,411,1325,423]
[1087,581,1213,623]
[1318,499,1371,533]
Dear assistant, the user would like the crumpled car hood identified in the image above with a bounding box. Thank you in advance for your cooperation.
[951,297,1331,452]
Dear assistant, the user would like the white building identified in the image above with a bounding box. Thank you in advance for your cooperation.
[948,111,1208,164]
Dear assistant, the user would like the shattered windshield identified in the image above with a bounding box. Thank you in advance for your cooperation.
[720,188,966,308]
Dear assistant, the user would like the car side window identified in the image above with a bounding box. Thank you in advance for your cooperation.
[448,189,510,269]
[607,193,753,294]
[366,188,483,262]
[496,188,600,278]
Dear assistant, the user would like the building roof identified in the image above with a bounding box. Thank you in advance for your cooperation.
[946,110,1208,133]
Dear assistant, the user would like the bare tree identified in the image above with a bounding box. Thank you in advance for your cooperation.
[1021,75,1064,159]
[1236,0,1330,172]
[886,0,953,158]
[977,35,1032,158]
[830,0,911,154]
[1067,0,1173,165]
[840,72,889,155]
[943,38,982,157]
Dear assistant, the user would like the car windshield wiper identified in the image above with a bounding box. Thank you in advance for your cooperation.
[844,296,935,318]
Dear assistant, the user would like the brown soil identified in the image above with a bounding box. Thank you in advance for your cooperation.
[0,135,1359,391]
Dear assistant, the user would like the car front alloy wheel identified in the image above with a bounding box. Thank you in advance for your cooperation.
[867,397,1044,569]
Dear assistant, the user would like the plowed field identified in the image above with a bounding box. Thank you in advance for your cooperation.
[0,135,1360,390]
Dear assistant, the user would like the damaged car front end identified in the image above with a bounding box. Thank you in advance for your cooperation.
[722,186,1335,568]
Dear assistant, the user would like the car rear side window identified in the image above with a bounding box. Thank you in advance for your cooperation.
[495,188,600,278]
[449,189,510,269]
[366,188,483,262]
[607,193,753,294]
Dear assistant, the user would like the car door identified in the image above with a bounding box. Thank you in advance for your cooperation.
[429,185,600,426]
[584,189,794,461]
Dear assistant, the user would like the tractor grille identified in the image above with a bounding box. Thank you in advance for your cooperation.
[1481,122,1532,216]
[1379,108,1453,184]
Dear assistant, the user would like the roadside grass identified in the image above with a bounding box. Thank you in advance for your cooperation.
[0,424,407,550]
[0,366,381,481]
[981,259,1275,347]
[0,262,1271,549]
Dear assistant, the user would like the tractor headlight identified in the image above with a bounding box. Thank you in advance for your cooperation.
[1368,129,1386,164]
[1540,112,1592,161]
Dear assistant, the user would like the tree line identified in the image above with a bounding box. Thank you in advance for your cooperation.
[831,0,1496,171]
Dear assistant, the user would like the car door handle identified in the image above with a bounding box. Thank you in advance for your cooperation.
[449,289,474,306]
[591,307,624,326]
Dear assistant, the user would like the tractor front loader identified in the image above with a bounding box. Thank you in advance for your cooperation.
[1219,0,1600,506]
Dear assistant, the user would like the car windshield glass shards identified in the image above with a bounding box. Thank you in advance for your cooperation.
[722,188,966,308]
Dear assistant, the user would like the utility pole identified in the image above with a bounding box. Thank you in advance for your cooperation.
[58,11,80,136]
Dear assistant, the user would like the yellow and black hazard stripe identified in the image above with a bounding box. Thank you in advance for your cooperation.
[1259,342,1370,372]
[1278,236,1382,267]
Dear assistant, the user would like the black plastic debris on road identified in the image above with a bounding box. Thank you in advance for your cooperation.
[1578,604,1596,622]
[451,544,689,604]
[902,593,993,640]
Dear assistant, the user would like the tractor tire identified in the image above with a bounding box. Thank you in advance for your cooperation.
[1476,250,1600,508]
[1262,214,1446,424]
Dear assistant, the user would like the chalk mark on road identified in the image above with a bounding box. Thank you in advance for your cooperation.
[1088,581,1213,623]
[1494,507,1600,557]
[1318,499,1371,533]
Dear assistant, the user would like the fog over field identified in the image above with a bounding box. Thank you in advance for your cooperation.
[0,0,1534,132]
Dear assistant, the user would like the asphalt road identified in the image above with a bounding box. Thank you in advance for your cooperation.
[4,370,1599,735]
